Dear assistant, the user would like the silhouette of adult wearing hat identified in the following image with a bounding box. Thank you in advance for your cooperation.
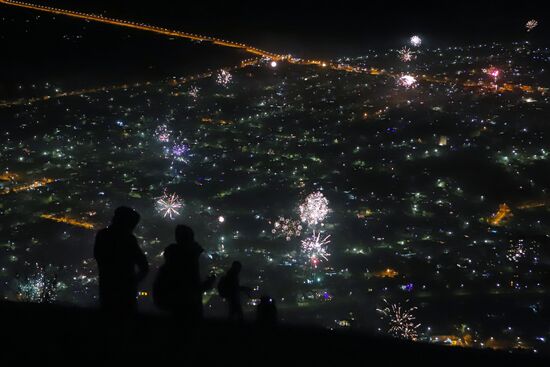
[153,225,215,323]
[94,206,149,314]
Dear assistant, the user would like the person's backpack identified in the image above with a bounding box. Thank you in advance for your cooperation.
[217,275,231,299]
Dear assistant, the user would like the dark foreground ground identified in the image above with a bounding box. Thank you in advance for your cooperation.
[1,301,548,365]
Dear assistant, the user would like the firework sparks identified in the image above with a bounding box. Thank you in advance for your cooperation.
[155,124,171,143]
[397,74,417,89]
[301,230,331,265]
[398,47,414,62]
[17,264,59,303]
[410,35,422,47]
[270,217,303,241]
[484,66,501,83]
[189,86,200,99]
[299,191,329,226]
[507,240,527,262]
[377,299,420,340]
[526,19,538,32]
[171,143,190,163]
[155,191,183,219]
[216,69,232,87]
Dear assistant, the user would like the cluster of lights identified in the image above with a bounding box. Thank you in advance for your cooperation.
[1,177,54,195]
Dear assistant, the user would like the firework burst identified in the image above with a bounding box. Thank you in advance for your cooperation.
[410,35,422,47]
[506,240,527,262]
[216,70,233,87]
[398,47,414,62]
[377,299,420,340]
[155,191,183,219]
[299,191,329,226]
[189,86,200,99]
[483,66,501,83]
[17,264,58,303]
[526,19,538,32]
[301,230,331,265]
[397,74,417,89]
[155,124,171,143]
[270,217,303,241]
[170,143,190,163]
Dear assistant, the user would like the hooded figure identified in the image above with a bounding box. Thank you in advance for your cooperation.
[94,206,149,313]
[153,225,215,322]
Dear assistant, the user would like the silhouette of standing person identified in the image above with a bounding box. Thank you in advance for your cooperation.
[153,225,215,323]
[94,206,149,314]
[217,261,251,322]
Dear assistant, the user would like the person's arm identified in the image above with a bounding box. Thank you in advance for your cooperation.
[133,238,149,282]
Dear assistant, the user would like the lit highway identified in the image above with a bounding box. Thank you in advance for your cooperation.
[0,0,383,76]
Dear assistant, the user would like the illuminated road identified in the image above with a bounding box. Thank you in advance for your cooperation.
[40,214,95,230]
[0,0,384,76]
[1,177,55,195]
[0,0,283,60]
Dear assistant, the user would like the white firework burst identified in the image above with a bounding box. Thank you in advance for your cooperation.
[216,70,232,87]
[526,19,538,32]
[155,192,183,219]
[189,86,200,99]
[398,47,414,62]
[410,35,422,47]
[397,74,417,89]
[299,191,329,226]
[301,230,331,264]
[377,299,420,340]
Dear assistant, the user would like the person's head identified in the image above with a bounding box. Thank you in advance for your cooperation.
[111,206,140,232]
[175,224,194,245]
[162,243,181,265]
[230,261,242,274]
